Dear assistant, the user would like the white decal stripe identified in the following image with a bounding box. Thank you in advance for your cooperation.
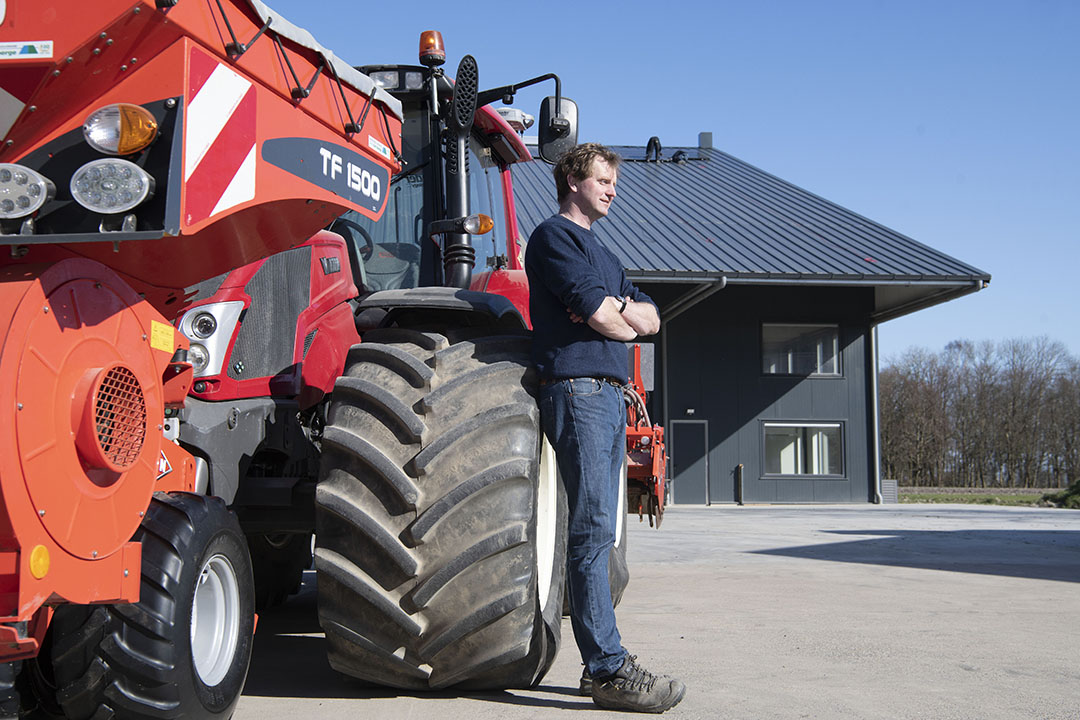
[184,64,251,181]
[0,84,24,141]
[209,143,256,217]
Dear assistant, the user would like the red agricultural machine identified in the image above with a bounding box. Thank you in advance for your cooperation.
[0,2,666,717]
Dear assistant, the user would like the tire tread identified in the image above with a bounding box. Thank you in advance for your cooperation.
[345,343,434,386]
[321,426,419,509]
[316,332,565,690]
[45,494,254,720]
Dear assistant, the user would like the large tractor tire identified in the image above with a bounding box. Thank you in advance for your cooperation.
[40,493,254,720]
[315,329,567,690]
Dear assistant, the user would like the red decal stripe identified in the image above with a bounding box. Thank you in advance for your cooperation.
[188,48,218,101]
[184,86,256,224]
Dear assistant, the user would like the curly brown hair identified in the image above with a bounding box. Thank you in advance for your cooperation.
[553,143,622,203]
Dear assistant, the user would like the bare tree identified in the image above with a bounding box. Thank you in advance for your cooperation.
[881,336,1075,489]
[1046,358,1080,488]
[880,348,951,486]
[945,340,998,487]
[995,337,1068,487]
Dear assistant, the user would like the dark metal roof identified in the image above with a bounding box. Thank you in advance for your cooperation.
[511,143,991,321]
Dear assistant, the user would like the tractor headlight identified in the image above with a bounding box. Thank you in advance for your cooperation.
[178,301,244,378]
[70,159,155,214]
[83,103,159,156]
[190,312,218,339]
[188,343,210,374]
[370,70,400,89]
[0,164,55,219]
[370,70,423,91]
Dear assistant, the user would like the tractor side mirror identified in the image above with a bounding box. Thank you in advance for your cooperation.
[538,96,578,164]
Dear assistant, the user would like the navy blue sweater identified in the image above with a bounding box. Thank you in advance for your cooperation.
[525,215,655,384]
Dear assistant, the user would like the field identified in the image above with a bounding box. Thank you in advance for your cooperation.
[899,486,1047,506]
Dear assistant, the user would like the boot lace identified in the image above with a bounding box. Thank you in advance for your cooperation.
[617,655,658,692]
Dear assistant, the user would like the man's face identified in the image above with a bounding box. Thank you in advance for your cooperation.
[568,157,618,223]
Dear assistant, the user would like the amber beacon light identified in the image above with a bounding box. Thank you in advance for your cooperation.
[419,31,446,67]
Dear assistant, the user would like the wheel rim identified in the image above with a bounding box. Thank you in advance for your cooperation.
[536,435,559,609]
[190,553,241,687]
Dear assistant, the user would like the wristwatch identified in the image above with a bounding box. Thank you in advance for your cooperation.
[618,297,628,314]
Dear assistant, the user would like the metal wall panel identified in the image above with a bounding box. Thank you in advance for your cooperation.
[662,285,873,503]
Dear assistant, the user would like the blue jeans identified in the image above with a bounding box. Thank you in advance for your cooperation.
[540,377,628,678]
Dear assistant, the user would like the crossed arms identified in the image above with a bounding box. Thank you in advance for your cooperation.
[571,295,660,341]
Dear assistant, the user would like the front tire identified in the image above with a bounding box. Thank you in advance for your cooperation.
[315,329,567,689]
[44,493,255,720]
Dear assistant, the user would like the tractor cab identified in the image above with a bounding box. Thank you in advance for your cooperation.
[330,32,577,301]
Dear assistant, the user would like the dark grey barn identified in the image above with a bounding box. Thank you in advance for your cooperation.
[511,134,990,504]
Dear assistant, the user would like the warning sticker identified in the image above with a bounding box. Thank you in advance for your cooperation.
[156,450,173,480]
[0,41,54,60]
[150,320,174,352]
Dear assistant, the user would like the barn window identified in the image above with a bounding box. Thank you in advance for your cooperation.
[762,324,840,376]
[763,423,844,476]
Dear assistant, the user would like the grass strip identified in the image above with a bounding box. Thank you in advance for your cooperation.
[899,492,1043,507]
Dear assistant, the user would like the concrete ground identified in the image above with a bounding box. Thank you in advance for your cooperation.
[236,505,1079,719]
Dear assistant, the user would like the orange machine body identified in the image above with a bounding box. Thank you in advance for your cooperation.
[625,343,667,526]
[0,0,402,296]
[0,259,196,659]
[0,1,402,661]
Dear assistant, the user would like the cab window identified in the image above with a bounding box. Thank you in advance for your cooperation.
[468,137,507,272]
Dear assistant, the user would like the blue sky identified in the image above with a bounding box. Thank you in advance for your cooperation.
[267,0,1079,361]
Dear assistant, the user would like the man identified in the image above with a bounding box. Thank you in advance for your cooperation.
[525,143,686,713]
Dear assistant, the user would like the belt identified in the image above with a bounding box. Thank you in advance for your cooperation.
[539,376,625,388]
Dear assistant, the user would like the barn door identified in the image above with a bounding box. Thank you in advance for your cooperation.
[670,420,709,505]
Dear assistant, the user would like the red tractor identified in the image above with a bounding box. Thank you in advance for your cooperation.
[0,2,666,717]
